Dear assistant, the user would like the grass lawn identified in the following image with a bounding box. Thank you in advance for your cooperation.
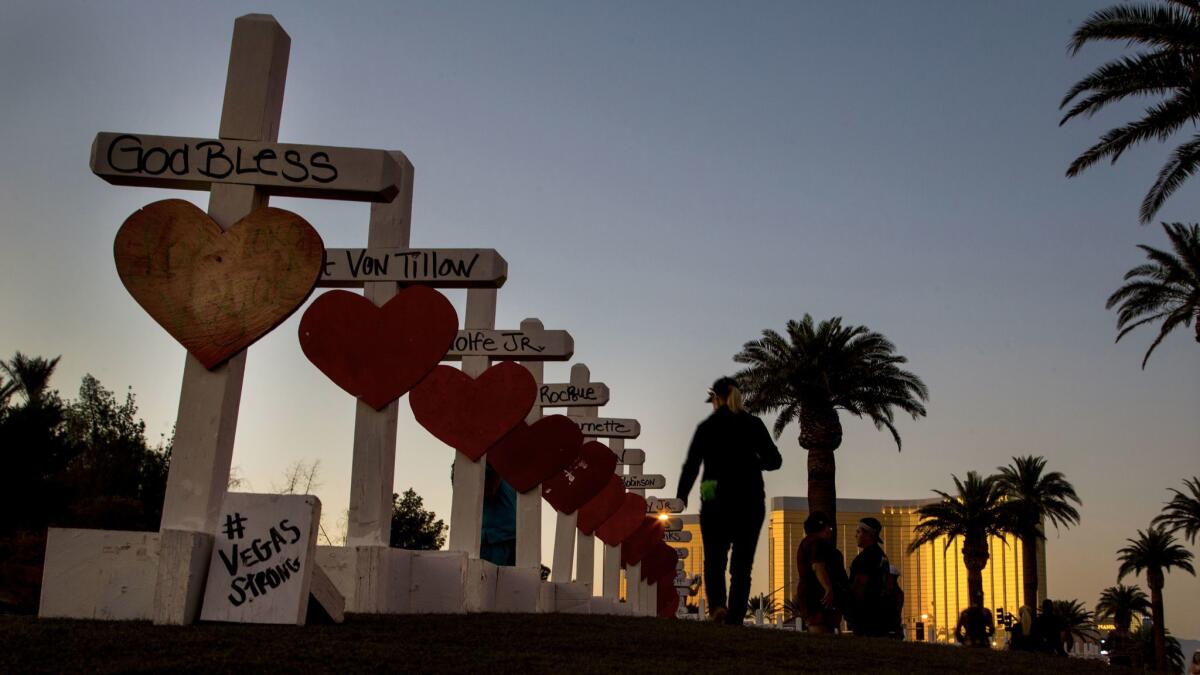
[1,613,1127,674]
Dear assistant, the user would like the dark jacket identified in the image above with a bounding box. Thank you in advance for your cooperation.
[676,407,782,503]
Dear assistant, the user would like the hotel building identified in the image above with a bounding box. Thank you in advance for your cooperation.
[767,496,1046,642]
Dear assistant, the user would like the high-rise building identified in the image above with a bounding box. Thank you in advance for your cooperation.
[768,496,1046,642]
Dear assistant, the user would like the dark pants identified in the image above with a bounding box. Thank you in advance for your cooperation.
[700,497,765,625]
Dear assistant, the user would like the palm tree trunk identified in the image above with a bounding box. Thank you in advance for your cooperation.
[1021,531,1039,612]
[962,535,989,603]
[807,447,837,525]
[1149,573,1166,674]
[799,402,842,523]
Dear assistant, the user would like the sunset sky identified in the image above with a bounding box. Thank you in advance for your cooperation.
[1,2,1197,637]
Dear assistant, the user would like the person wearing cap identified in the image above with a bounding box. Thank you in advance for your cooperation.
[676,376,782,625]
[848,516,892,636]
[795,511,846,633]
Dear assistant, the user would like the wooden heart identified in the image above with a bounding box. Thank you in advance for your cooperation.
[298,287,458,410]
[595,493,646,546]
[488,415,582,493]
[114,199,324,370]
[621,517,665,567]
[576,474,625,536]
[542,440,617,514]
[656,569,680,618]
[409,362,537,461]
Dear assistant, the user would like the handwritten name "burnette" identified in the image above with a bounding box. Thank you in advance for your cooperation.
[577,419,631,434]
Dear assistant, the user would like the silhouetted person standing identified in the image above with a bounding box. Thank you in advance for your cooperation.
[677,376,781,625]
[795,511,846,633]
[848,517,891,636]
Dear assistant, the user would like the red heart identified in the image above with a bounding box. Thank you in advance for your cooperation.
[656,571,680,618]
[641,541,676,582]
[409,362,536,461]
[621,517,665,567]
[488,415,582,493]
[298,287,457,410]
[595,493,646,546]
[576,474,624,536]
[542,440,617,514]
[114,199,325,370]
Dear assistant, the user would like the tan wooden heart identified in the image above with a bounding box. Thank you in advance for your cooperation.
[114,199,325,369]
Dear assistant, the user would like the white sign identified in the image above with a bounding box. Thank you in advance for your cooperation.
[674,572,699,588]
[622,474,666,490]
[674,547,689,559]
[664,530,692,543]
[646,497,684,514]
[658,516,683,532]
[200,493,320,624]
[443,329,573,360]
[90,132,402,202]
[575,418,641,439]
[537,382,610,407]
[617,448,645,465]
[318,248,506,288]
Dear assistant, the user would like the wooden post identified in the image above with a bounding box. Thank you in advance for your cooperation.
[345,153,415,547]
[570,365,598,592]
[447,289,496,556]
[153,14,289,626]
[625,453,647,613]
[516,318,545,571]
[601,437,623,600]
[551,363,589,583]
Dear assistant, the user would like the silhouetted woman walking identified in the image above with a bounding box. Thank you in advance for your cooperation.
[676,376,782,624]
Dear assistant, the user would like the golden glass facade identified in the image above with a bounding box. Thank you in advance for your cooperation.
[768,497,1047,642]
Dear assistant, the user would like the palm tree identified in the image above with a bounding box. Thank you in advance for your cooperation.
[1096,583,1152,634]
[1133,622,1186,674]
[747,593,777,618]
[908,472,1008,606]
[1051,599,1101,652]
[995,456,1082,612]
[0,352,61,409]
[1117,526,1195,672]
[1154,476,1200,544]
[1105,223,1200,367]
[783,596,802,623]
[734,315,928,522]
[1060,1,1200,223]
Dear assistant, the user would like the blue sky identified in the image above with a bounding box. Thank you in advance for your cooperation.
[1,1,1197,636]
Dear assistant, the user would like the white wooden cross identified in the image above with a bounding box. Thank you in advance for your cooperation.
[84,15,411,625]
[536,364,610,593]
[440,314,574,560]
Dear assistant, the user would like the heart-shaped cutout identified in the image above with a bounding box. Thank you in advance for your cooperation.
[656,570,680,618]
[576,474,624,536]
[298,287,458,410]
[542,440,617,514]
[621,517,665,567]
[410,362,536,461]
[641,540,676,582]
[488,415,582,493]
[114,199,325,370]
[595,493,646,546]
